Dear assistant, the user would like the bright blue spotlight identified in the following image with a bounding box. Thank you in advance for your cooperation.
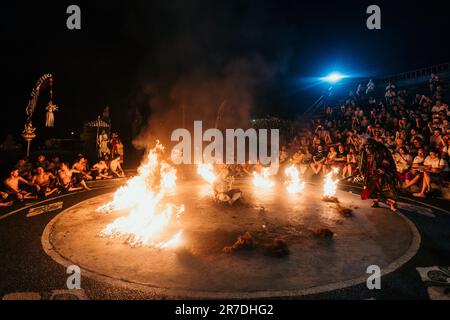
[321,72,346,84]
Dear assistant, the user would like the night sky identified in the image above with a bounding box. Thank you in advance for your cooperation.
[1,0,449,146]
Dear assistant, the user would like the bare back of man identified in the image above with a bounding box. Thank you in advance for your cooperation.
[4,169,38,200]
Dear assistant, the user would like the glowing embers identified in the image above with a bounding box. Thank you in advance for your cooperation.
[252,167,275,189]
[284,165,305,194]
[97,142,184,248]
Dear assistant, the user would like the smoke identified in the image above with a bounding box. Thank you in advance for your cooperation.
[125,0,277,150]
[133,57,274,150]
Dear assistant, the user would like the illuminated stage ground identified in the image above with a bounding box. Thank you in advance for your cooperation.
[42,180,420,299]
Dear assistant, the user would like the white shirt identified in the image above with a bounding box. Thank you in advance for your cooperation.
[413,155,424,165]
[424,156,449,171]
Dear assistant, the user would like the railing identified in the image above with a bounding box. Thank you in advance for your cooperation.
[377,62,450,83]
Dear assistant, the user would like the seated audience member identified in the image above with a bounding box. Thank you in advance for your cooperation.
[342,145,357,178]
[91,160,113,180]
[47,156,62,175]
[413,150,449,197]
[72,157,93,181]
[35,154,50,172]
[0,191,13,207]
[110,156,126,178]
[279,146,289,164]
[15,158,32,180]
[323,146,337,174]
[402,148,425,190]
[31,166,60,197]
[58,163,91,192]
[334,145,347,177]
[410,137,424,154]
[4,169,40,200]
[394,147,412,181]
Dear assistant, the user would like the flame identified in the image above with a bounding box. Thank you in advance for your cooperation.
[197,163,217,184]
[253,167,275,189]
[284,165,305,194]
[323,167,339,197]
[97,142,184,248]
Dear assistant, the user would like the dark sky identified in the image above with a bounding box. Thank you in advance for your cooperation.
[1,0,449,144]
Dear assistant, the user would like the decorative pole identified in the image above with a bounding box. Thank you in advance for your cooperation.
[22,74,56,157]
[22,123,36,157]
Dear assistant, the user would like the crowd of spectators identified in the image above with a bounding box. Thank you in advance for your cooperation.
[280,73,449,198]
[0,153,125,207]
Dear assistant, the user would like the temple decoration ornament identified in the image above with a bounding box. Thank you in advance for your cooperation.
[45,102,59,127]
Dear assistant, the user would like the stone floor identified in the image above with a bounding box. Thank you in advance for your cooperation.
[43,180,417,298]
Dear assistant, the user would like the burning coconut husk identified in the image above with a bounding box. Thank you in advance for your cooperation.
[322,168,340,203]
[335,204,354,218]
[322,195,339,203]
[223,231,290,258]
[223,231,255,253]
[310,228,334,239]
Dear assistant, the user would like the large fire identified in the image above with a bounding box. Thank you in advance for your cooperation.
[284,165,305,194]
[252,167,275,189]
[97,142,184,248]
[323,167,339,197]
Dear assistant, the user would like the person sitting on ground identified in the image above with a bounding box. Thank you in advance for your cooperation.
[110,156,125,178]
[413,150,448,198]
[279,146,289,164]
[31,166,60,197]
[47,156,62,175]
[57,163,91,192]
[4,168,40,200]
[343,145,357,178]
[35,154,50,172]
[402,148,425,191]
[323,146,337,174]
[291,148,311,175]
[72,157,93,181]
[310,145,326,175]
[394,147,412,182]
[334,144,347,177]
[90,160,113,180]
[15,158,33,180]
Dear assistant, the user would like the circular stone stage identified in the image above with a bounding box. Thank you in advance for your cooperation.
[42,180,420,298]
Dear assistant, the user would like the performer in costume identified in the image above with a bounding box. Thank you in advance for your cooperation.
[359,138,398,212]
[213,166,242,205]
[98,130,110,159]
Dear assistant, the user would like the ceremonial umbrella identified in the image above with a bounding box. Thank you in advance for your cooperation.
[86,116,110,154]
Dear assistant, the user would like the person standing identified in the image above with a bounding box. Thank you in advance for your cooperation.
[98,130,110,159]
[359,138,398,212]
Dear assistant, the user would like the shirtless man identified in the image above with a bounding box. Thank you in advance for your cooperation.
[110,156,125,178]
[72,157,93,181]
[4,169,39,200]
[31,167,60,197]
[58,163,91,192]
[91,160,112,180]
